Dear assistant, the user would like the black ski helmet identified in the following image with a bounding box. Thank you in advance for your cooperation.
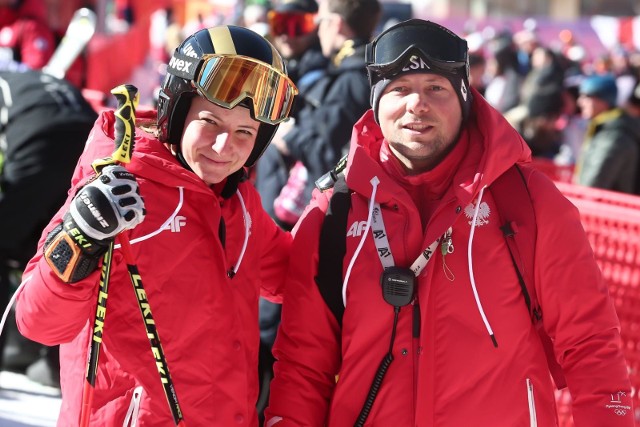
[365,19,472,122]
[157,25,297,167]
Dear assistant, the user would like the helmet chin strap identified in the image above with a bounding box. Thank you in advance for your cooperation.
[174,150,193,172]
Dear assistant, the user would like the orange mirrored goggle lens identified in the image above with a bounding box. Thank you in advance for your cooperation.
[196,54,298,125]
[268,11,316,37]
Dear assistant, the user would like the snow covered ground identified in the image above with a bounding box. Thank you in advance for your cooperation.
[0,371,60,426]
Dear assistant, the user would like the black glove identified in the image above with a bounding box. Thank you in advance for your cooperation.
[45,165,145,283]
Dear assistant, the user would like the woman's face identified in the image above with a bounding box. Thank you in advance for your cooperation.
[180,97,259,185]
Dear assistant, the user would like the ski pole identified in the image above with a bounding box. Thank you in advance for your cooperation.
[79,84,139,427]
[110,85,187,426]
[119,235,186,426]
[79,240,114,427]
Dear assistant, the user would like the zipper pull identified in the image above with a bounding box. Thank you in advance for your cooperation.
[440,227,455,281]
[440,227,454,256]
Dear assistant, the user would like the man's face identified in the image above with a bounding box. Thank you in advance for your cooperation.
[269,11,318,59]
[577,94,610,120]
[378,73,463,174]
[273,30,318,60]
[316,0,340,57]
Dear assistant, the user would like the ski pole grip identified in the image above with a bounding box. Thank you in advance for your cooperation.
[110,84,139,165]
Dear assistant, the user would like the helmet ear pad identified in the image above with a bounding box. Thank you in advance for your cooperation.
[166,93,195,146]
[246,122,278,167]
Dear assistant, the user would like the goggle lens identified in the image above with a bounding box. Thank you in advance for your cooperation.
[196,54,298,125]
[268,11,316,37]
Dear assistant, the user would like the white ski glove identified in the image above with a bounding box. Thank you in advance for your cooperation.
[45,165,145,283]
[69,164,145,241]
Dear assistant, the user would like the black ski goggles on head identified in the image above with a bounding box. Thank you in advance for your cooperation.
[365,19,469,79]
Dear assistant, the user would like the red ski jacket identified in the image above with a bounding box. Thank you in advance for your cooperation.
[265,92,634,426]
[16,110,291,426]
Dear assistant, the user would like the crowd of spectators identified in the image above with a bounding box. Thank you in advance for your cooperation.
[463,23,640,195]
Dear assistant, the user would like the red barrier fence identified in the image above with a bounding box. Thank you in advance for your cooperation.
[545,180,640,426]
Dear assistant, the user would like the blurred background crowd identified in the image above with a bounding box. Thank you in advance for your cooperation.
[0,0,639,424]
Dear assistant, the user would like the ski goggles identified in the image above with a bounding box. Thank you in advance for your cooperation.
[194,54,298,125]
[366,20,469,78]
[268,11,316,37]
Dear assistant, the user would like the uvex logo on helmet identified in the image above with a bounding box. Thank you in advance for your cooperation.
[182,43,199,58]
[168,56,195,73]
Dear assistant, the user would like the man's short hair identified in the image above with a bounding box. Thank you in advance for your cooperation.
[327,0,381,40]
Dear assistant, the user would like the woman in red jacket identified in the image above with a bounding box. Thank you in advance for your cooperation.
[265,19,634,426]
[15,25,297,426]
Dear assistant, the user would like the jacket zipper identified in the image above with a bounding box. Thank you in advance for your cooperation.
[526,378,537,427]
[123,386,143,427]
[412,299,421,414]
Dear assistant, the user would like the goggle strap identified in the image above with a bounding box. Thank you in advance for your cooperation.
[365,42,374,65]
[167,50,202,81]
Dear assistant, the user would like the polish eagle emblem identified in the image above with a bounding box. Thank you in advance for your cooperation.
[464,201,491,227]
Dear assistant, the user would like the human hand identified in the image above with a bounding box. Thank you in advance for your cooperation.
[44,165,145,282]
[69,164,145,241]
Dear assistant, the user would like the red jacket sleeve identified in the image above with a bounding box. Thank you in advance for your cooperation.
[246,183,292,303]
[529,169,634,426]
[265,195,342,426]
[15,112,119,345]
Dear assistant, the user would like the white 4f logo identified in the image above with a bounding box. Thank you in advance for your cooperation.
[402,55,430,72]
[464,201,491,227]
[347,220,368,237]
[164,215,187,232]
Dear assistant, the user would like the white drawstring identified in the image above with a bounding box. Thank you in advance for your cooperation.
[265,416,283,427]
[0,274,30,341]
[227,190,250,277]
[117,186,185,248]
[342,176,380,307]
[123,386,143,426]
[467,185,498,347]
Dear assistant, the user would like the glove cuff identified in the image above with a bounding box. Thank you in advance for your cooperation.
[44,213,111,283]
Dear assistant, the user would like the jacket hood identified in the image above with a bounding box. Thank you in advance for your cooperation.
[344,87,532,206]
[615,111,640,140]
[95,110,217,196]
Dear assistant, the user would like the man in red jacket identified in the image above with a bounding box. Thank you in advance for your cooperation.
[15,25,297,426]
[265,19,634,426]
